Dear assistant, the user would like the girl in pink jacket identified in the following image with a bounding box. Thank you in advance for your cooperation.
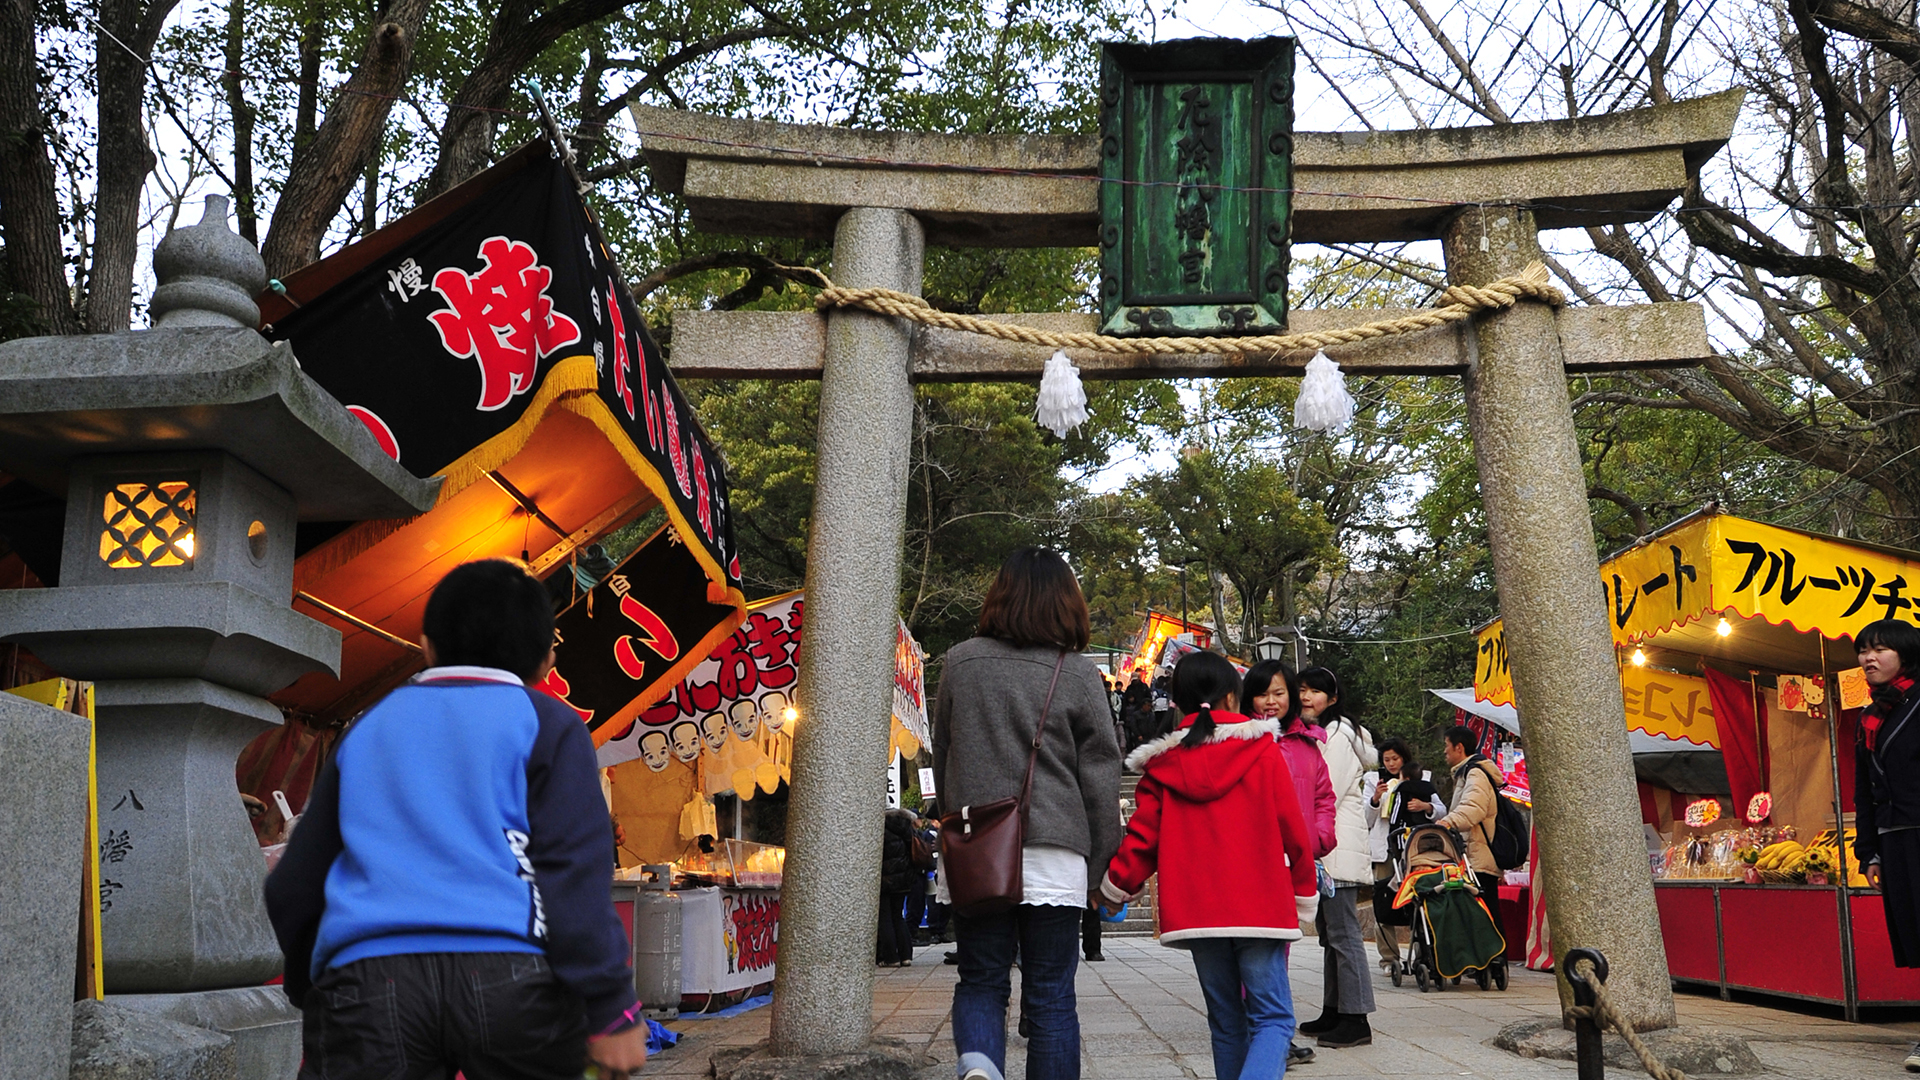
[1244,660,1336,859]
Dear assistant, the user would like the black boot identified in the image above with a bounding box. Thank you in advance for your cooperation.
[1316,1014,1372,1049]
[1296,1011,1340,1035]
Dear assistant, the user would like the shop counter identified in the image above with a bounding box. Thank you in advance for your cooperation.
[677,885,780,1012]
[1654,880,1920,1013]
[611,881,781,1013]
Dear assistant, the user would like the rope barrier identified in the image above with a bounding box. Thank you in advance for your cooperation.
[1568,957,1692,1080]
[804,262,1564,356]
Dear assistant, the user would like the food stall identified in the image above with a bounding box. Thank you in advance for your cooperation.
[598,592,931,1011]
[1476,509,1920,1018]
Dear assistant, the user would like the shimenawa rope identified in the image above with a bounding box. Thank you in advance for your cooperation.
[1567,957,1693,1080]
[793,261,1563,356]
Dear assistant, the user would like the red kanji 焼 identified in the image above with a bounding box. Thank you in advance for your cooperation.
[429,236,581,411]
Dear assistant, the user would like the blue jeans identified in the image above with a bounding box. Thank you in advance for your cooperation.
[952,904,1082,1080]
[1188,938,1295,1080]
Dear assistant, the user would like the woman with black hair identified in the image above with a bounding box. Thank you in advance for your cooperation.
[1365,738,1443,975]
[1852,618,1920,1075]
[1099,652,1319,1080]
[1293,666,1377,1050]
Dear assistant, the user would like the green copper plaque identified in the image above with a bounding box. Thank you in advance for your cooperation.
[1098,38,1294,336]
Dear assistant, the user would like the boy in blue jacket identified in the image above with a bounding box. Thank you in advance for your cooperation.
[266,559,648,1079]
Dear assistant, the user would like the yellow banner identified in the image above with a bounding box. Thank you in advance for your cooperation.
[1475,623,1512,707]
[1621,665,1718,747]
[1707,516,1920,642]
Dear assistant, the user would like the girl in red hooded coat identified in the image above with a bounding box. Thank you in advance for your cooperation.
[1099,652,1320,1079]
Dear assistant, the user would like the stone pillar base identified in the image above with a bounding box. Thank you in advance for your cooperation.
[1495,1017,1761,1075]
[106,987,301,1080]
[70,999,237,1080]
[711,1036,924,1080]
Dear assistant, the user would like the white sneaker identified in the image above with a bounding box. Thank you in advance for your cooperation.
[1905,1042,1920,1072]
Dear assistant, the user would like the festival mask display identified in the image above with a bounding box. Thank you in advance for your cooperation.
[699,711,728,752]
[669,721,703,762]
[639,730,672,772]
[728,698,760,740]
[758,690,789,733]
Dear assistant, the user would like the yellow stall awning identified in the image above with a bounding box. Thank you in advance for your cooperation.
[1474,512,1920,742]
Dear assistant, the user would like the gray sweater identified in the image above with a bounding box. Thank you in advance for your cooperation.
[930,637,1123,890]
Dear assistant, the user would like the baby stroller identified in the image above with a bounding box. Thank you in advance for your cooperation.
[1389,823,1508,993]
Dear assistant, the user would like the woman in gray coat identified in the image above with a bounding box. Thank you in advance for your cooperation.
[932,547,1122,1080]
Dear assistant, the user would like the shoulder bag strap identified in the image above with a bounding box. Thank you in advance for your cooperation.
[1018,651,1070,827]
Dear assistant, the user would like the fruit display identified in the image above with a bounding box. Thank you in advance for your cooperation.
[1753,839,1808,882]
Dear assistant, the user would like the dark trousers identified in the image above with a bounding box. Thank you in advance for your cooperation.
[1882,829,1920,967]
[953,905,1082,1080]
[878,890,913,963]
[905,880,929,935]
[927,898,951,940]
[297,952,586,1080]
[1080,906,1102,958]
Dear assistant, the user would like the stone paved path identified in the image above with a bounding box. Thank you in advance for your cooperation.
[644,938,1920,1078]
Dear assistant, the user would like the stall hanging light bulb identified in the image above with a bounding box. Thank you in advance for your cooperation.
[1716,617,1733,637]
[783,706,799,724]
[1631,648,1648,666]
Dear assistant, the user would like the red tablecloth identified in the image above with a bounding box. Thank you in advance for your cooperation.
[1498,884,1529,962]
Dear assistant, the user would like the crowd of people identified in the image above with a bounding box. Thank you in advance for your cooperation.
[928,546,1520,1080]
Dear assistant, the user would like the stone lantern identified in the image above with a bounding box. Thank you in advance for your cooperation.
[0,196,439,1077]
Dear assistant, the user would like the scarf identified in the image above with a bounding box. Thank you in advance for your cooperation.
[1864,674,1915,751]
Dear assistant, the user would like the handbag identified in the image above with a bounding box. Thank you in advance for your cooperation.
[938,651,1067,917]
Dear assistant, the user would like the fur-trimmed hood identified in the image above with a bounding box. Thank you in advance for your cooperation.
[1126,712,1282,802]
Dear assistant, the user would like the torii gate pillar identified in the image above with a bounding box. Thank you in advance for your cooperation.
[1445,205,1675,1029]
[771,208,925,1058]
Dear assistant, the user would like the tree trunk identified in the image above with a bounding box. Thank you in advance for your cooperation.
[0,0,77,334]
[261,0,430,277]
[361,157,379,236]
[1208,569,1235,655]
[226,0,258,244]
[295,3,324,153]
[88,0,179,332]
[418,54,519,199]
[418,0,635,200]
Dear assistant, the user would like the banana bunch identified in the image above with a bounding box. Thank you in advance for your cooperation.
[1755,840,1806,873]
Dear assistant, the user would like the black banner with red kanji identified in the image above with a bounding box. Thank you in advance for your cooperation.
[264,143,743,594]
[533,523,745,746]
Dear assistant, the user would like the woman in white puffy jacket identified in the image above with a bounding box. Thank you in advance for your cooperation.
[1293,666,1378,1050]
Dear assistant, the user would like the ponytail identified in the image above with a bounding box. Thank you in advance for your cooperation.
[1181,700,1219,748]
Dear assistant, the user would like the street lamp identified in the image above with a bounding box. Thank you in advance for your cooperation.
[1252,634,1288,662]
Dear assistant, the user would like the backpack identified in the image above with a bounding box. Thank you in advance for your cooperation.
[1472,761,1528,870]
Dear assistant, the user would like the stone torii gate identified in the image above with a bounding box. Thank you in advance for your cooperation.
[634,88,1742,1062]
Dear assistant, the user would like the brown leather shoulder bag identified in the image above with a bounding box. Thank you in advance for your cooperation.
[937,651,1067,917]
